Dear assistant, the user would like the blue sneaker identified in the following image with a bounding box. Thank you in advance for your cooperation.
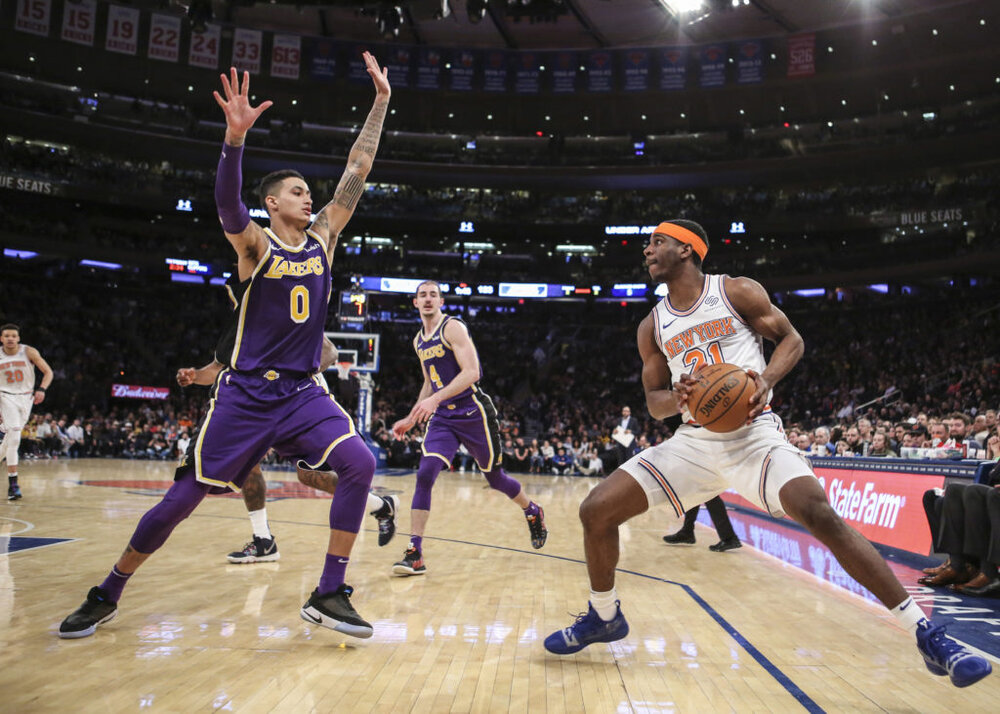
[916,620,992,687]
[544,602,629,655]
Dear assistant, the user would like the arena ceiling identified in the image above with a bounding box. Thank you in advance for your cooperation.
[174,0,974,50]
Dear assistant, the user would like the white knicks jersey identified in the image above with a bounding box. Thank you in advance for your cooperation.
[0,345,35,395]
[650,274,768,424]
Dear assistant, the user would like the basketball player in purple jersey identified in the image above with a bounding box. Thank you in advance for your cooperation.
[544,220,990,689]
[59,53,391,640]
[174,274,398,563]
[390,280,547,576]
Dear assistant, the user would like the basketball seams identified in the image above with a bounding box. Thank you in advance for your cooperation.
[690,364,751,430]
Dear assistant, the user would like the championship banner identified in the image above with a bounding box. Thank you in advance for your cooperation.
[232,28,262,74]
[148,13,181,63]
[514,52,541,94]
[622,49,650,92]
[188,23,221,70]
[111,384,170,400]
[60,0,96,46]
[347,45,371,84]
[551,51,577,94]
[735,39,763,84]
[415,48,442,90]
[15,0,52,37]
[787,32,815,78]
[270,34,301,79]
[698,44,727,88]
[659,47,687,91]
[383,46,411,89]
[585,51,613,92]
[304,37,337,81]
[483,51,508,93]
[105,5,139,56]
[448,49,476,91]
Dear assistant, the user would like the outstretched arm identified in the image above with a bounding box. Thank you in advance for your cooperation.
[212,68,273,280]
[26,346,53,405]
[310,51,390,263]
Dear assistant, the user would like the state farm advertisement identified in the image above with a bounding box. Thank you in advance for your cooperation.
[720,465,946,554]
[111,383,170,400]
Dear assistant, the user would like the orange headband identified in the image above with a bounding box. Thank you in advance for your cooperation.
[653,221,708,260]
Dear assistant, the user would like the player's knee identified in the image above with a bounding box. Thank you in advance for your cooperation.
[579,490,610,528]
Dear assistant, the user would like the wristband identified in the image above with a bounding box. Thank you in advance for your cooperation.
[36,386,46,392]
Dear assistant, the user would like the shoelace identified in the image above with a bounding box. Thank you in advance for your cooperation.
[925,624,976,669]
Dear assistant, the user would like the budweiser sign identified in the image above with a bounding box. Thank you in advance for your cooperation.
[111,383,170,400]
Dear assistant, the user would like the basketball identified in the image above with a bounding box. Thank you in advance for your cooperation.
[686,363,755,433]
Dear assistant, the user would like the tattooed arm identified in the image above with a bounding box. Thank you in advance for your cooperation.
[311,51,390,263]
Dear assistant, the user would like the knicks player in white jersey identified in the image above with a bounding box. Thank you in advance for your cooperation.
[544,220,991,688]
[0,323,54,501]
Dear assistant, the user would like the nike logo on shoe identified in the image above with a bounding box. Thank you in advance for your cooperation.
[302,611,322,624]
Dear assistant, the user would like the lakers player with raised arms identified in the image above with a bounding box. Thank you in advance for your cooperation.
[544,220,991,688]
[0,323,53,501]
[390,280,547,576]
[59,52,391,640]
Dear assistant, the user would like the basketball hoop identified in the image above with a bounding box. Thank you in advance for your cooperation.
[336,361,353,380]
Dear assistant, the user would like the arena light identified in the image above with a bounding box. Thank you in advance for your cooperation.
[4,249,38,259]
[792,288,825,297]
[80,259,122,270]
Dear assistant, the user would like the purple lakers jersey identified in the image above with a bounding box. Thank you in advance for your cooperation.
[227,228,331,373]
[415,315,482,413]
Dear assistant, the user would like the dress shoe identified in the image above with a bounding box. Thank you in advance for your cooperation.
[961,579,1000,598]
[662,532,696,545]
[950,572,992,592]
[917,562,976,587]
[709,537,742,552]
[921,560,950,576]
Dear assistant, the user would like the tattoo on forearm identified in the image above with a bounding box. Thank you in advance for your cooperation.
[355,102,387,158]
[334,173,366,211]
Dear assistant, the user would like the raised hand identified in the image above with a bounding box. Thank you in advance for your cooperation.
[362,51,390,103]
[212,67,273,142]
[176,367,196,387]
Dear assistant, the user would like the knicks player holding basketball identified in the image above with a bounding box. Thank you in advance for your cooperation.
[545,220,990,688]
[389,280,547,576]
[59,53,390,640]
[0,323,53,501]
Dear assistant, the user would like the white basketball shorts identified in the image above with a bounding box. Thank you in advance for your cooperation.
[621,411,815,519]
[0,392,33,431]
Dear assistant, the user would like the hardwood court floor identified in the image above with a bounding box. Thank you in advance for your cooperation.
[1,459,998,713]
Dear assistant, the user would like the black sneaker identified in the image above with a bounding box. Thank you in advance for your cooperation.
[374,495,399,547]
[8,484,22,501]
[58,586,118,639]
[526,505,548,549]
[227,535,280,564]
[392,546,426,576]
[300,584,373,638]
[662,531,696,545]
[709,537,742,552]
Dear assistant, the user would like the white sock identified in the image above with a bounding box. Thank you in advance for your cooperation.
[590,588,619,621]
[248,508,271,540]
[891,596,927,636]
[366,491,384,514]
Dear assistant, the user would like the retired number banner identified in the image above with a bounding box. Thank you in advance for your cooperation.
[148,13,181,63]
[105,5,140,56]
[60,0,96,46]
[15,0,51,36]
